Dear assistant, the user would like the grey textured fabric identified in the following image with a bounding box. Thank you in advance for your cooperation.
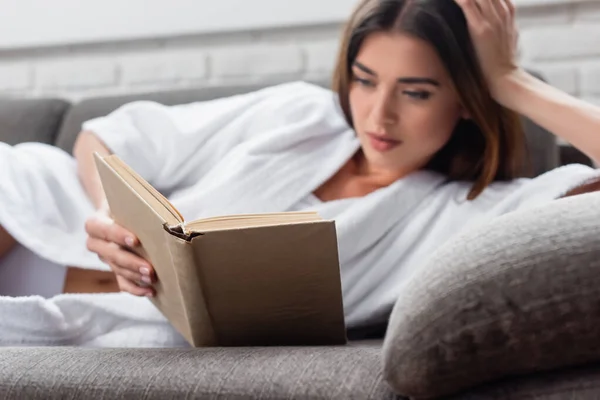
[0,98,70,145]
[382,191,600,399]
[0,341,400,400]
[54,79,329,153]
[447,364,600,399]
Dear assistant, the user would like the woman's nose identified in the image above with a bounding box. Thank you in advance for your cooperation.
[371,94,398,127]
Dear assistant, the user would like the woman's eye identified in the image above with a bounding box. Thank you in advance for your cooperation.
[403,90,431,100]
[354,77,375,87]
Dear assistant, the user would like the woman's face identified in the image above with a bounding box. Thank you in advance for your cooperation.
[349,31,468,175]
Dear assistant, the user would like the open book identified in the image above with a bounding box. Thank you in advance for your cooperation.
[94,153,347,347]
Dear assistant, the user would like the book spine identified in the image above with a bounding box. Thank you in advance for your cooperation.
[163,230,217,347]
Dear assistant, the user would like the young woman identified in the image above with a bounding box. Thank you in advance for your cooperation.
[0,0,599,346]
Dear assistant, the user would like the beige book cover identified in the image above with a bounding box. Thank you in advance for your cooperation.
[93,152,347,347]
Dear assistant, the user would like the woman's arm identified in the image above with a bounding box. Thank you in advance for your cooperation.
[499,71,600,165]
[73,130,112,210]
[454,0,600,165]
[74,129,157,297]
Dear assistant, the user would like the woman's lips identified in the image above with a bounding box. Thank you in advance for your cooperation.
[366,132,401,152]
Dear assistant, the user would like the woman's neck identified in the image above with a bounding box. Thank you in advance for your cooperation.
[313,150,416,201]
[352,151,415,187]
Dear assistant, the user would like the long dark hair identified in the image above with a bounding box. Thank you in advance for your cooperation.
[332,0,528,200]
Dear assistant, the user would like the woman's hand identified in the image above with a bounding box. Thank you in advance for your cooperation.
[454,0,523,106]
[84,202,156,297]
[456,0,600,163]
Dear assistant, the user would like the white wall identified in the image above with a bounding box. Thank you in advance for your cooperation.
[0,0,598,104]
[519,1,600,107]
[0,0,355,50]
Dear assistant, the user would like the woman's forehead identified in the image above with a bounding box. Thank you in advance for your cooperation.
[355,32,447,81]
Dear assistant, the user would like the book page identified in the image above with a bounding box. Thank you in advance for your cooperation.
[99,154,323,234]
[94,153,200,345]
[103,155,184,226]
[185,211,322,232]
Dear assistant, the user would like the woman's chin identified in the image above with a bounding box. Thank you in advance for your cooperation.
[360,146,428,177]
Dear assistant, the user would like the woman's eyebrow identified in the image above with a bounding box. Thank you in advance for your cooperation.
[398,77,440,86]
[353,61,377,76]
[352,61,440,87]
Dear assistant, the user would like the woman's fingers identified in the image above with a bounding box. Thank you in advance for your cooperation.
[492,0,513,28]
[85,213,139,249]
[111,261,150,285]
[457,0,512,33]
[85,213,155,274]
[455,0,484,31]
[115,274,154,297]
[111,262,154,293]
[455,0,521,104]
[84,210,157,297]
[492,0,518,51]
[500,0,516,20]
[86,231,157,297]
[86,236,155,280]
[476,0,501,26]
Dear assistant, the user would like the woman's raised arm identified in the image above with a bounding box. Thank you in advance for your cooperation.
[455,0,600,165]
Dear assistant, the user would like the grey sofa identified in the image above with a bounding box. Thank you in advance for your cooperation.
[1,78,599,400]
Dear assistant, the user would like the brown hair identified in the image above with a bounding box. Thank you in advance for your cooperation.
[332,0,528,200]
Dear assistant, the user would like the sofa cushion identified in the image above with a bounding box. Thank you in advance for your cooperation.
[382,191,600,399]
[0,341,398,400]
[448,363,600,400]
[0,98,70,146]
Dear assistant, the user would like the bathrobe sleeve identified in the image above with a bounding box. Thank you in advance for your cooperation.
[476,163,600,215]
[82,81,340,193]
[436,163,600,232]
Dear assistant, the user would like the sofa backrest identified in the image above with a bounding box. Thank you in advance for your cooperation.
[2,76,560,177]
[55,79,328,154]
[0,97,70,146]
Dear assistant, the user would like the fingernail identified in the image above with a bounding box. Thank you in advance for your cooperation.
[125,237,135,247]
[140,266,150,276]
[141,276,152,284]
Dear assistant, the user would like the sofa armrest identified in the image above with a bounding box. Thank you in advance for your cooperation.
[0,344,389,400]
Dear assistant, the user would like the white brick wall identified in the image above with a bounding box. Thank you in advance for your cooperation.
[581,65,600,96]
[304,40,340,80]
[210,45,304,80]
[36,58,118,91]
[0,62,32,91]
[517,2,600,101]
[0,1,597,103]
[120,50,208,86]
[521,26,600,61]
[0,26,343,100]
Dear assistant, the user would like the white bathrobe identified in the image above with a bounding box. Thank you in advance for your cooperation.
[0,81,598,347]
